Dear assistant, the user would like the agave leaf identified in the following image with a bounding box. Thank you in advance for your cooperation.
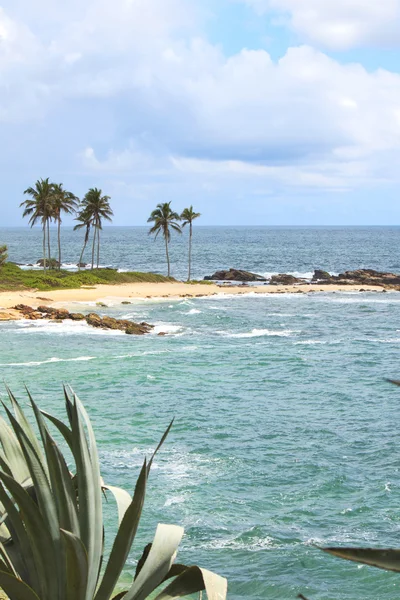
[123,524,184,600]
[147,420,174,476]
[0,471,58,598]
[5,387,44,465]
[103,484,132,525]
[323,547,400,572]
[30,396,79,536]
[1,404,61,550]
[0,482,37,589]
[41,410,74,452]
[0,570,40,600]
[154,566,227,600]
[70,393,103,599]
[61,529,88,600]
[0,415,30,484]
[95,461,147,600]
[0,539,17,576]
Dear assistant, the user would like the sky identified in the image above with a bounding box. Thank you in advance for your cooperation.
[2,0,400,225]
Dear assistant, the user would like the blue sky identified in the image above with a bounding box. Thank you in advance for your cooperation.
[2,0,400,225]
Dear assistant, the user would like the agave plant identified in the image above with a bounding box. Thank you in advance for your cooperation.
[0,386,227,600]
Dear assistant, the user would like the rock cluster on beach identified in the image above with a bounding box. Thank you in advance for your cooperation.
[204,269,267,282]
[11,305,153,335]
[311,269,400,286]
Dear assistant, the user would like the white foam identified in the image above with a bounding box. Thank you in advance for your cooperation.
[186,309,201,315]
[164,495,186,507]
[15,319,125,336]
[294,340,327,345]
[219,328,297,338]
[0,356,96,367]
[152,324,186,335]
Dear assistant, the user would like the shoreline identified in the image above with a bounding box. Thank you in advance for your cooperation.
[0,281,389,319]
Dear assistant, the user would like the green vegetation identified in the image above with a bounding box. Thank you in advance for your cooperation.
[148,202,182,277]
[0,263,173,292]
[0,385,226,599]
[0,246,8,268]
[181,206,201,282]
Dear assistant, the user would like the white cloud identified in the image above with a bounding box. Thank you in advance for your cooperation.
[243,0,400,49]
[1,0,400,213]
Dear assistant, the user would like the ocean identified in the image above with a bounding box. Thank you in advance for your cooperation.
[1,226,400,599]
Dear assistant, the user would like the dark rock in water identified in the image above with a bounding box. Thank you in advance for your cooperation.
[312,270,331,281]
[157,332,167,336]
[69,313,85,321]
[121,301,132,305]
[37,258,60,268]
[336,269,400,286]
[204,268,266,282]
[270,274,302,285]
[77,262,87,268]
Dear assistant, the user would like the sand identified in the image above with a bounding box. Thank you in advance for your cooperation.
[0,281,388,318]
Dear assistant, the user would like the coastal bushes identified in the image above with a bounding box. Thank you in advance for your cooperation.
[0,385,227,599]
[0,246,7,268]
[0,263,174,291]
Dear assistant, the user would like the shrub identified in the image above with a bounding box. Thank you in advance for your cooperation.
[0,246,8,267]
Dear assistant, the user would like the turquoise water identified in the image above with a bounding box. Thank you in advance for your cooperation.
[2,226,400,598]
[2,290,400,599]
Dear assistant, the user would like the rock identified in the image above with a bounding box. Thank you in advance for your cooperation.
[69,313,86,321]
[270,274,302,285]
[204,268,266,282]
[96,302,108,307]
[121,301,131,305]
[157,332,167,336]
[10,305,154,335]
[312,270,331,281]
[336,269,400,286]
[37,258,60,269]
[77,262,87,268]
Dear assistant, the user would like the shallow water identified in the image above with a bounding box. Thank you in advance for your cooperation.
[2,290,400,599]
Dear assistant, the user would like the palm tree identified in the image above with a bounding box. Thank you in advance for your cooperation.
[148,202,182,277]
[20,178,54,271]
[181,205,201,281]
[74,208,92,271]
[52,184,79,269]
[79,189,113,269]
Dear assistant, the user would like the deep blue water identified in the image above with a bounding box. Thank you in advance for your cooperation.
[1,225,400,280]
[1,227,400,599]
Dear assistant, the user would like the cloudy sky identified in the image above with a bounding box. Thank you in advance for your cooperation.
[2,0,400,225]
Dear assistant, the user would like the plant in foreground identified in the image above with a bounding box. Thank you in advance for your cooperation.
[0,386,227,599]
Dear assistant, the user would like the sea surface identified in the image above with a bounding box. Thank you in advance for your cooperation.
[1,227,400,599]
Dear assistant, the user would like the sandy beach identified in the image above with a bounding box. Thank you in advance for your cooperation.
[0,281,388,318]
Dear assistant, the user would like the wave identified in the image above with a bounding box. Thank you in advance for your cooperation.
[185,309,202,315]
[0,356,96,367]
[152,324,186,336]
[219,328,298,338]
[15,320,125,336]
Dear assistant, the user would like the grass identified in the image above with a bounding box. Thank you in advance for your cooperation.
[0,263,175,291]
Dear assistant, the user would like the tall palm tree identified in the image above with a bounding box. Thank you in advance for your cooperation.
[74,208,92,271]
[52,184,79,269]
[20,178,54,271]
[181,205,201,281]
[79,188,113,269]
[148,202,182,277]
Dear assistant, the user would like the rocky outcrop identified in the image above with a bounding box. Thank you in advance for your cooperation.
[37,258,60,269]
[270,274,303,285]
[204,269,267,282]
[312,270,331,281]
[311,269,400,287]
[11,305,153,335]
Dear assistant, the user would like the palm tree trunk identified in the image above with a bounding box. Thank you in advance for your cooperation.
[165,234,170,277]
[57,219,61,270]
[187,223,192,282]
[97,228,100,269]
[91,227,97,270]
[78,242,86,272]
[42,223,47,272]
[47,219,51,268]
